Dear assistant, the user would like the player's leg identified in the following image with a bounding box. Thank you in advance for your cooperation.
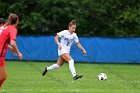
[60,53,83,80]
[60,53,76,77]
[42,57,65,76]
[0,65,7,88]
[47,57,65,70]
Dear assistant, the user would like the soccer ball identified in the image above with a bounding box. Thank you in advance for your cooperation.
[98,73,107,80]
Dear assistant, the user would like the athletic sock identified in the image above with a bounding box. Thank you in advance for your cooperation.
[68,59,76,77]
[47,64,60,71]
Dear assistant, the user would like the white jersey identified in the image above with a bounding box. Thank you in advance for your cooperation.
[57,30,79,55]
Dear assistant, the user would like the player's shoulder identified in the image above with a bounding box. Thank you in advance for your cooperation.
[7,25,17,31]
[59,30,68,34]
[7,25,15,28]
[73,32,78,36]
[62,30,68,32]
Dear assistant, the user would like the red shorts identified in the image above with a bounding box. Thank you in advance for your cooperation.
[0,57,5,67]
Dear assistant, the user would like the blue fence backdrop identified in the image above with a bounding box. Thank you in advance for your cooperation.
[5,36,140,63]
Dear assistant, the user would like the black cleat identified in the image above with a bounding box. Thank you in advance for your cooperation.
[42,67,48,76]
[73,75,83,80]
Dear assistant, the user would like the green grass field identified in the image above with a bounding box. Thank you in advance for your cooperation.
[0,61,140,93]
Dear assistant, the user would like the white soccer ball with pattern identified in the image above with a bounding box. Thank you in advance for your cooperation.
[98,73,107,80]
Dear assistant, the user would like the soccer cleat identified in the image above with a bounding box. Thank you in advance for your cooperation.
[42,67,48,76]
[73,75,83,80]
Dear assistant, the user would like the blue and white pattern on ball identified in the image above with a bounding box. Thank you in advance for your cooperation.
[98,73,107,80]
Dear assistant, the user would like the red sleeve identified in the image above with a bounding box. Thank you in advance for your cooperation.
[9,26,17,41]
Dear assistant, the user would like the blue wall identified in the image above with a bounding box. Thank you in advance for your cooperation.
[5,36,140,63]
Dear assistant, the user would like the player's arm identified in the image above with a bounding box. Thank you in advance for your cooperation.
[9,40,22,60]
[76,42,87,55]
[55,35,62,50]
[8,45,16,54]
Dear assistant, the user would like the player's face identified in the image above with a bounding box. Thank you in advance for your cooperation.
[69,25,76,33]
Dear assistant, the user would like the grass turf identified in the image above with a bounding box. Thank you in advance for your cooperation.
[0,61,140,93]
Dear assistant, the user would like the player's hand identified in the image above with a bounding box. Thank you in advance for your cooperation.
[17,52,23,60]
[83,50,87,56]
[58,43,62,50]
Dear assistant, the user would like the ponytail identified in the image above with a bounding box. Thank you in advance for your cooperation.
[5,13,19,26]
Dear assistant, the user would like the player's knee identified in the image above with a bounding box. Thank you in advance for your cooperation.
[0,76,6,88]
[0,76,7,83]
[69,59,74,63]
[3,76,6,81]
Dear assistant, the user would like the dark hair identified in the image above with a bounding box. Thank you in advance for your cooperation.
[0,18,6,24]
[5,13,19,25]
[68,19,76,27]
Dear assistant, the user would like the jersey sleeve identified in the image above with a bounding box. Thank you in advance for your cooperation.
[57,30,65,37]
[74,33,79,43]
[9,27,17,41]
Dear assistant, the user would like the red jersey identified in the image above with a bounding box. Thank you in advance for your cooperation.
[0,25,17,58]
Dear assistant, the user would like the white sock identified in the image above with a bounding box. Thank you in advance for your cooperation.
[47,64,60,71]
[69,59,76,77]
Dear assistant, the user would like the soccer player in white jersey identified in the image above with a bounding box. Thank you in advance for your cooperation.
[42,20,87,80]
